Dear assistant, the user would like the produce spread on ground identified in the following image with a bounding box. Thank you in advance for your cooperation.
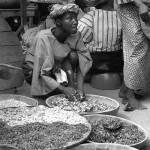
[0,105,91,150]
[0,96,147,150]
[0,99,30,109]
[49,95,116,114]
[88,118,145,145]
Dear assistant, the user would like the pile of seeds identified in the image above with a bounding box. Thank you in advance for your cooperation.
[87,149,109,150]
[0,145,18,150]
[0,121,89,150]
[88,118,145,145]
[50,96,116,113]
[0,99,29,109]
[0,105,89,126]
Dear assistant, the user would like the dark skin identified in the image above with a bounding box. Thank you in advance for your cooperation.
[96,0,114,11]
[51,12,84,100]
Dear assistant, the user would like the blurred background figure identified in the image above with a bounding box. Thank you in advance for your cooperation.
[78,0,123,81]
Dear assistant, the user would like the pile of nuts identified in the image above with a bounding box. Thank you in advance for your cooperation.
[88,118,145,145]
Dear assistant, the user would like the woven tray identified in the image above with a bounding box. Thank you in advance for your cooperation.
[30,0,62,3]
[0,94,38,109]
[85,114,148,149]
[0,144,18,150]
[46,94,120,116]
[68,143,138,150]
[0,105,92,150]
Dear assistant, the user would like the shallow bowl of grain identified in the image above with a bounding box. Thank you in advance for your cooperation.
[0,94,38,109]
[0,144,19,150]
[46,94,120,116]
[68,143,138,150]
[84,114,148,149]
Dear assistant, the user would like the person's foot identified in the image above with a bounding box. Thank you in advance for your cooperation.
[125,88,147,111]
[119,82,127,98]
[124,102,134,111]
[124,98,146,111]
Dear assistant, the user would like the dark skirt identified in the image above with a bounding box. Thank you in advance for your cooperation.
[90,50,123,74]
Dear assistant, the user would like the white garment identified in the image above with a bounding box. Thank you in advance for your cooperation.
[55,69,68,85]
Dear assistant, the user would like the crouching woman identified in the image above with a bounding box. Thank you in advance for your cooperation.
[22,3,92,100]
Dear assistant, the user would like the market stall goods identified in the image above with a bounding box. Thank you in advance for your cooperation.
[0,94,38,109]
[0,0,20,9]
[68,143,138,150]
[0,99,30,109]
[46,94,119,115]
[0,105,91,150]
[85,115,148,149]
[30,0,63,3]
[0,145,18,150]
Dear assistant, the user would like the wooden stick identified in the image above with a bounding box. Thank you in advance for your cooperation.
[20,0,27,26]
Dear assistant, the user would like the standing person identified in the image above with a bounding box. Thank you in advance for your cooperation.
[115,0,150,110]
[23,3,92,99]
[78,0,123,81]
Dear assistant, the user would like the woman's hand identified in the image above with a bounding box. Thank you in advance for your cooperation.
[75,90,86,101]
[139,3,150,23]
[58,85,76,101]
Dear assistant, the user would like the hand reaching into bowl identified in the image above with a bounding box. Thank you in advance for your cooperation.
[65,90,86,102]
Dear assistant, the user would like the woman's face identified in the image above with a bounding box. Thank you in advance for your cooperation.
[60,12,78,34]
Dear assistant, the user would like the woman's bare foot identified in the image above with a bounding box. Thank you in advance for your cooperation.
[125,87,147,110]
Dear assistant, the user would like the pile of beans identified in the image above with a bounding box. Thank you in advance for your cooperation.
[88,118,145,145]
[51,97,116,113]
[0,122,90,150]
[87,148,108,150]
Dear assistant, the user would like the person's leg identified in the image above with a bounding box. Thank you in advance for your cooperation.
[61,51,79,88]
[22,62,33,85]
[68,50,79,72]
[124,86,147,111]
[119,80,126,98]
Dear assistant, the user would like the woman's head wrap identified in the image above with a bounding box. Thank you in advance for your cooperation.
[49,3,79,19]
[62,0,75,4]
[85,0,108,7]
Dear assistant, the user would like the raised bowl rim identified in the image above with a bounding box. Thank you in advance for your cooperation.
[0,94,38,107]
[84,114,149,147]
[69,143,139,150]
[46,94,120,115]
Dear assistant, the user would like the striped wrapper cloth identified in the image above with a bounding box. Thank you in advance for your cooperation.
[78,8,122,53]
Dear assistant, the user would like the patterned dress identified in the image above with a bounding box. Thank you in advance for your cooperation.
[115,0,150,90]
